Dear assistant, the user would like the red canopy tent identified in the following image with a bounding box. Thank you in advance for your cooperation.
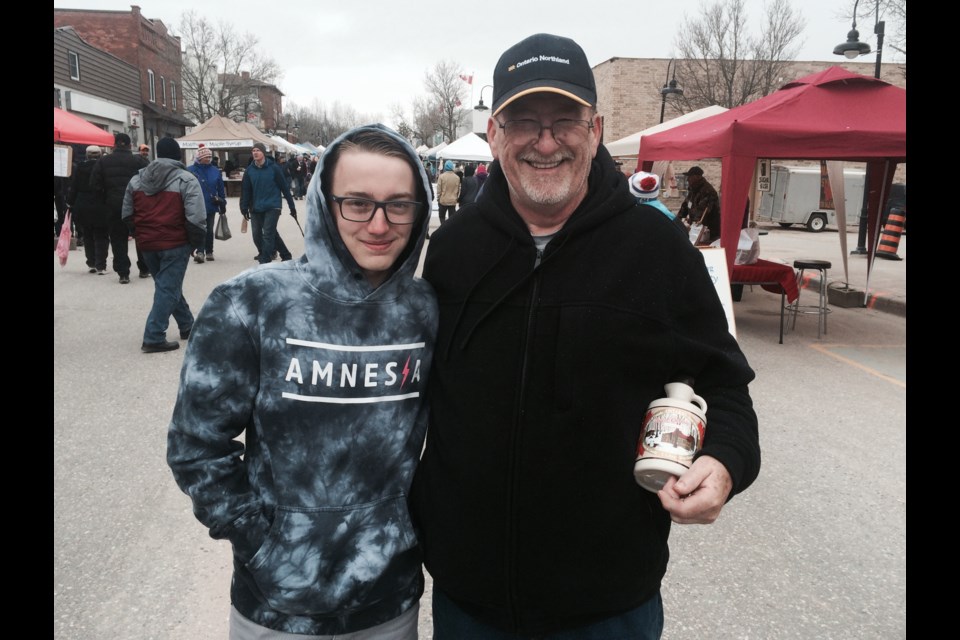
[636,67,906,298]
[53,107,115,147]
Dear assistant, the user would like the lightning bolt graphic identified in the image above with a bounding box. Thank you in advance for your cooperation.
[401,356,411,388]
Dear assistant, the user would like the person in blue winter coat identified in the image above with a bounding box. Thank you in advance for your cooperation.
[167,124,437,639]
[186,144,227,262]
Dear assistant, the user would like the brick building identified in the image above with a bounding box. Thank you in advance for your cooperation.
[53,5,194,156]
[594,58,906,145]
[594,58,907,210]
[219,71,286,138]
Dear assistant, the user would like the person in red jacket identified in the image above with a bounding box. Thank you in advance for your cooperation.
[121,137,206,353]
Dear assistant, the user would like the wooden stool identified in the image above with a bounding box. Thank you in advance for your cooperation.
[787,259,832,338]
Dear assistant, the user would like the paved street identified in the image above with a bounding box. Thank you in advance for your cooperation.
[54,199,905,639]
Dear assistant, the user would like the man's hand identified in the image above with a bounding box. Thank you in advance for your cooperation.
[657,455,733,524]
[241,210,250,220]
[290,208,297,220]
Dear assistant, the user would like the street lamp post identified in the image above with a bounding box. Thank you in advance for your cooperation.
[659,59,684,124]
[283,117,300,143]
[473,85,494,111]
[834,0,884,255]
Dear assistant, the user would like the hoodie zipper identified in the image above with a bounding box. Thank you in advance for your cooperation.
[505,263,542,630]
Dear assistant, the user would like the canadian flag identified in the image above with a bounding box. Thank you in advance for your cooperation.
[459,74,473,85]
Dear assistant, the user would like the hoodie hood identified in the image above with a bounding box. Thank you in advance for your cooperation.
[137,158,189,196]
[302,124,434,299]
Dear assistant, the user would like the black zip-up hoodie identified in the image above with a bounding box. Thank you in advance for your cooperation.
[411,146,760,636]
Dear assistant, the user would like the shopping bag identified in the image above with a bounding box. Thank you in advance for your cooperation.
[735,228,760,265]
[215,213,232,241]
[688,223,709,245]
[56,210,73,267]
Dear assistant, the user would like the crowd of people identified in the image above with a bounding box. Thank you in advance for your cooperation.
[57,31,759,640]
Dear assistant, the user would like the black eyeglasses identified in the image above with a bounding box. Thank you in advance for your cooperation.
[496,118,594,145]
[331,196,422,225]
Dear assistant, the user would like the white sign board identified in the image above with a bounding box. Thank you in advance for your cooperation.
[177,139,254,149]
[54,145,73,178]
[698,247,737,340]
[757,158,770,192]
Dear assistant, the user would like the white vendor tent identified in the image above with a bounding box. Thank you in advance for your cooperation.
[299,142,324,155]
[270,135,302,154]
[438,133,493,162]
[604,106,728,159]
[425,141,448,160]
[176,114,278,150]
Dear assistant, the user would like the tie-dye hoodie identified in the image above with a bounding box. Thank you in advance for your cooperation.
[167,124,437,635]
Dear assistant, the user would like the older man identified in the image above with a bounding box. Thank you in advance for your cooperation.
[678,165,722,243]
[186,144,226,262]
[411,33,761,639]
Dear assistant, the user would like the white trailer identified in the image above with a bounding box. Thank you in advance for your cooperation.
[757,165,865,232]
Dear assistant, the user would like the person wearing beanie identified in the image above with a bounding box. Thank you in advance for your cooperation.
[67,145,111,275]
[475,162,488,185]
[121,136,206,353]
[411,33,759,638]
[187,143,226,262]
[436,158,460,224]
[91,131,150,283]
[628,171,678,220]
[240,142,297,264]
[139,144,150,160]
[168,125,437,637]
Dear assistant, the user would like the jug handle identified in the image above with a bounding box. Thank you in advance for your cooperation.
[690,393,707,414]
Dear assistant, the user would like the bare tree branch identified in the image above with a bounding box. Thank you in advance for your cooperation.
[423,61,470,143]
[176,11,283,124]
[673,0,805,112]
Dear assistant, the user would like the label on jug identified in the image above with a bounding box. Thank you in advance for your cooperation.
[634,405,706,491]
[635,406,705,464]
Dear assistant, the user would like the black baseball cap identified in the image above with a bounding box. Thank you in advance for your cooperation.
[491,33,597,117]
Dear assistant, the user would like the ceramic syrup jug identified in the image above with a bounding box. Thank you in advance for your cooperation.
[633,379,707,493]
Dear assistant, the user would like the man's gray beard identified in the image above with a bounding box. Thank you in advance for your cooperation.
[505,171,577,207]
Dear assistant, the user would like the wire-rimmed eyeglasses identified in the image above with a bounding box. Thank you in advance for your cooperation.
[495,118,595,145]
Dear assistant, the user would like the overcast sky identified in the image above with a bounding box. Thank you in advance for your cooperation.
[54,0,903,126]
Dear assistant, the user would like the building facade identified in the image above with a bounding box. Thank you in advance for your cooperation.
[594,58,907,211]
[219,71,286,138]
[53,5,194,154]
[54,26,141,143]
[595,58,907,145]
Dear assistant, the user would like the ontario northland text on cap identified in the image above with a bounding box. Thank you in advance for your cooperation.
[492,33,597,117]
